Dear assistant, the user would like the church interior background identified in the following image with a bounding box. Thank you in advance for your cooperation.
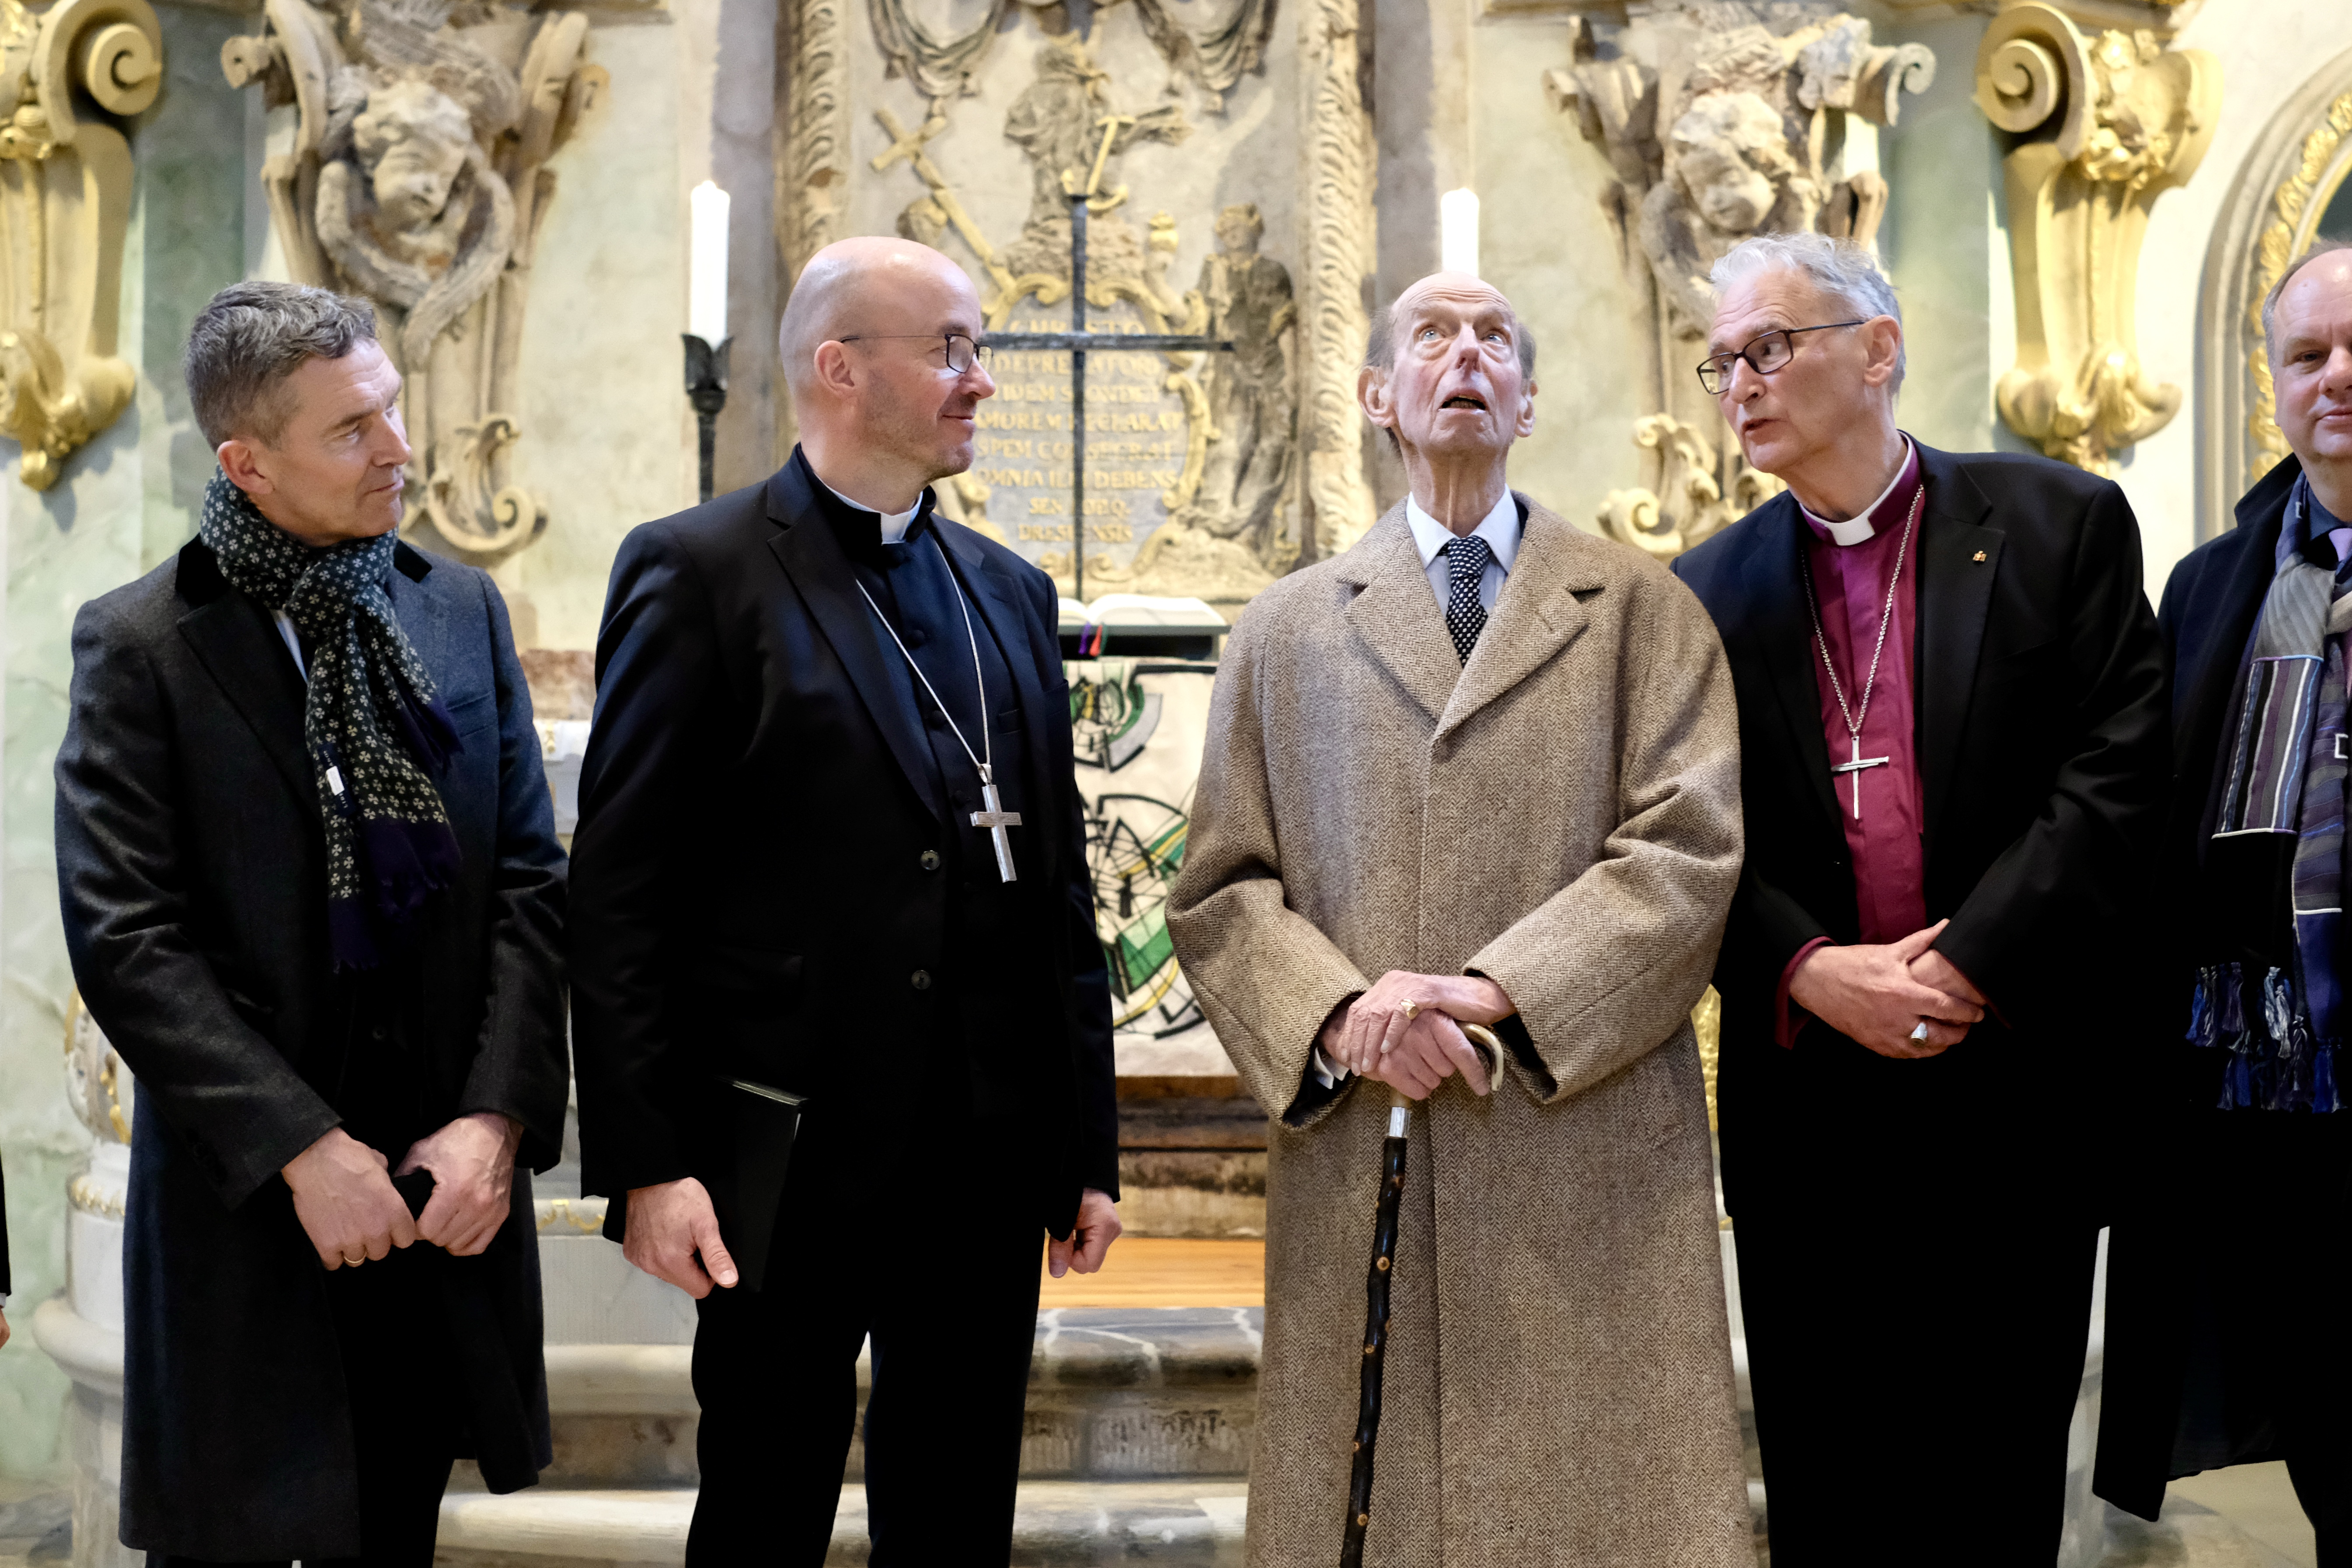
[0,0,2345,1561]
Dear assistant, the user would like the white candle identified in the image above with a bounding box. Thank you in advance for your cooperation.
[1440,187,1480,278]
[689,181,731,345]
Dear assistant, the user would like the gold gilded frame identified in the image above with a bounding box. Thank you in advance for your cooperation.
[2244,92,2352,480]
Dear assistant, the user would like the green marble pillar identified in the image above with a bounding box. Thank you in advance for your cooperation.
[0,1,250,1482]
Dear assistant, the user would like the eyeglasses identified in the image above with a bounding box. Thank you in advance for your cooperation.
[1696,321,1867,395]
[835,333,993,375]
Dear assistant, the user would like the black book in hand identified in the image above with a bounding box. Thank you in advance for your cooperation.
[720,1077,805,1293]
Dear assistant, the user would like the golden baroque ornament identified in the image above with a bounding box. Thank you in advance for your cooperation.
[1975,2,2219,476]
[0,0,159,490]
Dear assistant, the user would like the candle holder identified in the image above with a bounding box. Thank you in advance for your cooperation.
[683,333,731,504]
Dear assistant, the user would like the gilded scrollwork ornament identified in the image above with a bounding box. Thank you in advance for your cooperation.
[0,0,160,490]
[1974,0,2218,476]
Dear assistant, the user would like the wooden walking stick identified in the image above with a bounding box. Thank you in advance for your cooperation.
[1339,1017,1503,1568]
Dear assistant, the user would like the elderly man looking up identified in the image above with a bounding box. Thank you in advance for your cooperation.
[2095,243,2352,1558]
[1169,272,1753,1567]
[569,237,1119,1564]
[55,282,569,1565]
[1672,233,2167,1565]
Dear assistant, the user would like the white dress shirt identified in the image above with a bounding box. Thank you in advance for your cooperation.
[1405,487,1521,611]
[1309,488,1523,1091]
[273,611,307,677]
[818,474,922,542]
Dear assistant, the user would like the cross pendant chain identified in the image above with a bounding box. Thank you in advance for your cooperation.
[1831,734,1891,820]
[854,544,1024,882]
[971,763,1024,883]
[1800,479,1924,826]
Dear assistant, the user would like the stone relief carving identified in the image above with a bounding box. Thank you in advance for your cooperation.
[0,0,160,490]
[1548,6,1932,561]
[1974,0,2217,477]
[858,12,1343,601]
[1296,0,1374,560]
[1174,203,1297,561]
[867,0,1277,114]
[224,0,601,561]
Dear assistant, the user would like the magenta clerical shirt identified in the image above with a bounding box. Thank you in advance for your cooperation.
[1774,438,1928,1047]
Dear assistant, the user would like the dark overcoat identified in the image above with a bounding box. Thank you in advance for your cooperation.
[55,536,568,1560]
[2094,453,2352,1516]
[568,452,1117,1240]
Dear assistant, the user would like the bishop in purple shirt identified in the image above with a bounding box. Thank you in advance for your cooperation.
[1672,233,2167,1568]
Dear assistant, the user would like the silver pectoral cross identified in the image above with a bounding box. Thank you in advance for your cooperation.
[1832,735,1891,821]
[971,763,1023,882]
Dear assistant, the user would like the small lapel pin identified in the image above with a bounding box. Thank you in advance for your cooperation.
[1971,550,1987,563]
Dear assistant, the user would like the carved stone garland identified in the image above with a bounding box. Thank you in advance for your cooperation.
[224,0,599,561]
[1974,0,2218,477]
[1297,0,1374,559]
[0,0,161,491]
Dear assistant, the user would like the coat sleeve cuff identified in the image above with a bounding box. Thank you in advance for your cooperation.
[1776,937,1834,1048]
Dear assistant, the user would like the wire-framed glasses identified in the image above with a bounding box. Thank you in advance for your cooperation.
[1696,321,1867,395]
[835,333,993,374]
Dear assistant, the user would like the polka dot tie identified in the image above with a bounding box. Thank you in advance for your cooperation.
[1443,534,1493,664]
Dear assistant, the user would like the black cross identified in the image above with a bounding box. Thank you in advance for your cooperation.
[984,191,1234,603]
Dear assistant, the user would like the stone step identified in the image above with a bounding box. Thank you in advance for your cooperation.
[517,1307,1265,1490]
[434,1479,1251,1567]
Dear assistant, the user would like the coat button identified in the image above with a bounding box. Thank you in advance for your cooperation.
[920,850,941,871]
[911,969,932,991]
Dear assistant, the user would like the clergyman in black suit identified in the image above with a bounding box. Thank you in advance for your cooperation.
[2095,243,2352,1557]
[1670,234,2167,1565]
[569,236,1122,1565]
[54,283,568,1565]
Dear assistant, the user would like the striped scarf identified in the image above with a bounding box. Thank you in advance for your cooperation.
[2192,476,2349,1111]
[198,472,463,969]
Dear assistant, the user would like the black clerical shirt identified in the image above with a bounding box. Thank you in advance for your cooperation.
[802,457,1052,1125]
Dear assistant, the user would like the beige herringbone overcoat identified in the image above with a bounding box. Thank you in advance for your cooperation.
[1167,498,1752,1568]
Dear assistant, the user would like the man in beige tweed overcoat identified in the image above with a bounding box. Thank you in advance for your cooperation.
[1167,272,1754,1567]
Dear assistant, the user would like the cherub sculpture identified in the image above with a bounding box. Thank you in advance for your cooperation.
[225,0,594,563]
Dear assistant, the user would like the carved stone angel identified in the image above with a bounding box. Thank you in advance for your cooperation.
[224,0,596,561]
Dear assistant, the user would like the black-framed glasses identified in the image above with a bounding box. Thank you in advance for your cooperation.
[835,333,993,374]
[1696,320,1867,395]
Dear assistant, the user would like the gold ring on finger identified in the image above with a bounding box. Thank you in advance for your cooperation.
[1401,999,1420,1023]
[343,1253,366,1267]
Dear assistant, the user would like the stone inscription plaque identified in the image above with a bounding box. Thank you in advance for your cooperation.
[973,304,1195,575]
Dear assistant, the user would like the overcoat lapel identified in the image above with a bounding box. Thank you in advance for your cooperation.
[1341,508,1463,726]
[1740,498,1843,828]
[762,463,944,822]
[2180,459,2297,774]
[1911,445,2002,844]
[1434,498,1598,743]
[174,545,315,808]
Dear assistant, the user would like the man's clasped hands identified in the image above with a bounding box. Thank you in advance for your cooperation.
[1787,918,1989,1058]
[1318,971,1515,1099]
[281,1112,524,1272]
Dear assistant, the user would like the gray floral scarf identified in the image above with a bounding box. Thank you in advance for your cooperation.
[199,471,462,968]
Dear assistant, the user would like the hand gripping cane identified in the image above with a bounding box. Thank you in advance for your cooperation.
[1338,1018,1505,1568]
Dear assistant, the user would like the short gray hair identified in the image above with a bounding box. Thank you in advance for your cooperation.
[2264,241,2352,358]
[1710,233,1905,393]
[185,282,379,449]
[1362,288,1537,453]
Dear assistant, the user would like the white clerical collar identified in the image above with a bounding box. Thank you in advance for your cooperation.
[1405,488,1521,571]
[1798,436,1916,547]
[815,473,923,544]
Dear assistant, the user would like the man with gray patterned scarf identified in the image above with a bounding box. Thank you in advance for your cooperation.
[55,281,568,1566]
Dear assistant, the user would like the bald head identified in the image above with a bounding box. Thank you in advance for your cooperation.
[779,235,997,512]
[2269,245,2352,512]
[1366,272,1535,382]
[779,237,982,399]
